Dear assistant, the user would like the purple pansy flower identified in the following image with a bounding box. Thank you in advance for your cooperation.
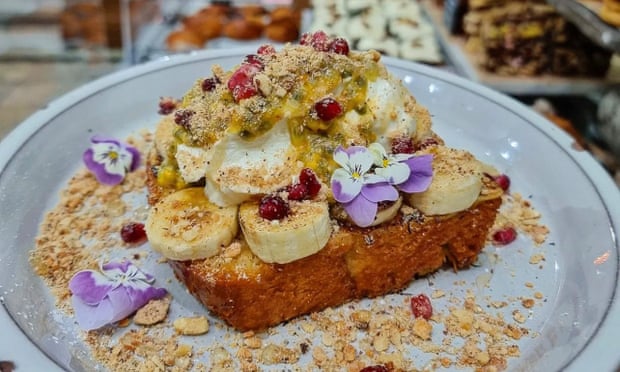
[330,145,398,227]
[69,261,167,331]
[368,143,433,193]
[330,143,433,227]
[83,135,140,185]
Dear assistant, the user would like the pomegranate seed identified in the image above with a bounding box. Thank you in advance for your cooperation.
[328,37,350,55]
[314,97,343,121]
[493,174,511,191]
[227,65,259,101]
[230,83,258,101]
[201,77,219,92]
[310,30,329,51]
[243,54,264,69]
[359,366,390,372]
[158,97,178,115]
[257,44,276,55]
[391,136,415,154]
[299,32,312,45]
[410,294,433,319]
[259,195,290,220]
[492,227,517,245]
[414,137,439,151]
[287,183,309,200]
[299,168,321,197]
[120,222,147,244]
[174,109,194,129]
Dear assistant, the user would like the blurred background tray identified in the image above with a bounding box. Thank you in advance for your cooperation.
[422,0,620,96]
[546,0,620,52]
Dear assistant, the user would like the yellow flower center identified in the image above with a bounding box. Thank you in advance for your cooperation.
[352,171,361,179]
[108,151,118,160]
[382,158,389,167]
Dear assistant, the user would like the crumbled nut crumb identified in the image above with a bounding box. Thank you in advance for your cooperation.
[412,318,433,340]
[244,336,262,349]
[534,292,544,300]
[29,128,550,371]
[173,316,210,335]
[260,344,300,365]
[134,296,171,326]
[512,310,526,324]
[529,253,545,264]
[521,298,535,309]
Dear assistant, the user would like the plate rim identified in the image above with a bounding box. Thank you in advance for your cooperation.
[1,48,618,371]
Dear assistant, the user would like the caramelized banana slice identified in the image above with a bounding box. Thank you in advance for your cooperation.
[239,200,332,264]
[146,188,238,260]
[407,146,482,215]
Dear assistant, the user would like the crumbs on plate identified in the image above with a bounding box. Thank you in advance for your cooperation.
[29,131,550,371]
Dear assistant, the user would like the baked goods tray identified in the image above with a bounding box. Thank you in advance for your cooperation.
[128,0,310,65]
[546,0,620,52]
[421,0,620,96]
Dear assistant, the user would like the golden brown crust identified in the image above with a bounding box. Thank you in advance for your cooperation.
[165,29,204,52]
[264,19,300,43]
[182,13,225,41]
[601,1,620,26]
[222,18,265,40]
[170,197,500,331]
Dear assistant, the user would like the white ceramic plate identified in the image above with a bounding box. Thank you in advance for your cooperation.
[0,49,619,371]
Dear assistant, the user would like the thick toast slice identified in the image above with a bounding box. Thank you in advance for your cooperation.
[169,198,499,331]
[146,151,500,330]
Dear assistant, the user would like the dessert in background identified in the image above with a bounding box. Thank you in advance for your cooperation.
[460,0,612,76]
[166,4,301,52]
[309,0,443,63]
[600,0,620,26]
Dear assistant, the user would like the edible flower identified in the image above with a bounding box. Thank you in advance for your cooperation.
[330,143,433,227]
[83,136,140,185]
[69,261,167,331]
[368,143,434,193]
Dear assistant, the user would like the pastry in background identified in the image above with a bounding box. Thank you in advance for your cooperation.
[462,0,612,77]
[165,29,205,52]
[264,7,301,42]
[600,0,620,26]
[222,17,265,40]
[60,2,107,47]
[165,4,301,51]
[182,11,226,42]
[309,0,443,64]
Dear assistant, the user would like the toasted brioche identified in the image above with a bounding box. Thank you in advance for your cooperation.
[146,151,501,331]
[169,198,499,331]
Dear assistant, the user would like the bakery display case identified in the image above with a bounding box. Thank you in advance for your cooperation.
[422,0,620,95]
[546,0,620,52]
[0,0,617,182]
[0,0,125,62]
[124,0,448,65]
[124,0,309,64]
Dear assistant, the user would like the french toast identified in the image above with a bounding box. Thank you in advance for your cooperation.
[145,33,504,331]
[169,197,500,331]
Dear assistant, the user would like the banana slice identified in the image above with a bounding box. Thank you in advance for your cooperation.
[239,200,332,264]
[146,188,238,260]
[369,197,403,227]
[407,146,482,215]
[154,116,177,162]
